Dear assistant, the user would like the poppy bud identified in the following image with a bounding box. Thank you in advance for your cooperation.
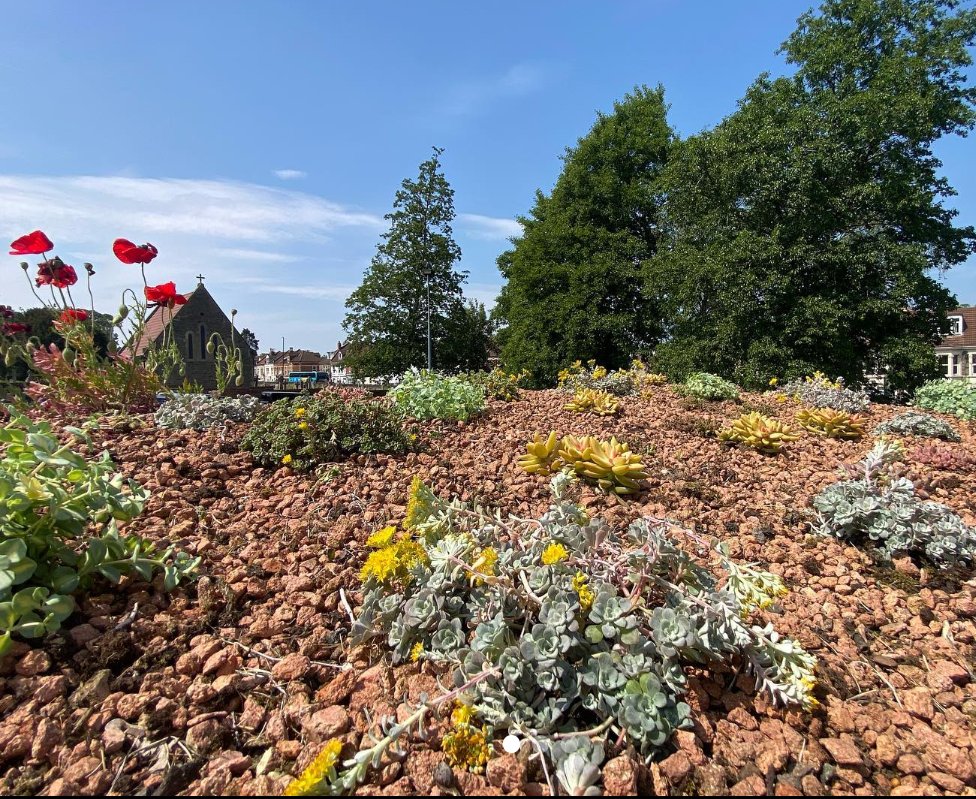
[231,309,238,316]
[63,348,76,365]
[26,341,36,353]
[84,262,95,276]
[206,339,215,355]
[235,375,244,386]
[4,350,15,367]
[20,261,28,271]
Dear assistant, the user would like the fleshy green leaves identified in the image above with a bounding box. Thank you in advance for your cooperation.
[0,407,198,648]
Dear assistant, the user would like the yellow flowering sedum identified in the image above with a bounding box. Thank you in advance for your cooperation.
[366,526,397,549]
[572,571,595,613]
[541,542,569,565]
[294,407,307,418]
[442,723,491,773]
[404,475,438,530]
[470,546,498,583]
[359,533,428,585]
[283,738,343,796]
[281,454,293,465]
[451,703,476,726]
[410,642,425,662]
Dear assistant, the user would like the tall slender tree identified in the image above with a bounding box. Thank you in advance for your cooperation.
[344,147,484,376]
[494,86,674,384]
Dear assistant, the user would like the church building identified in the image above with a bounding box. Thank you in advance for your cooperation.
[130,277,255,390]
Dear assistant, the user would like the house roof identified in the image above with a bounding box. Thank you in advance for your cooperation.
[129,289,196,356]
[938,307,976,348]
[258,349,322,365]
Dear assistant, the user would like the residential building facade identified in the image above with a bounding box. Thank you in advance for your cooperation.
[255,349,323,384]
[936,307,976,382]
[323,340,351,383]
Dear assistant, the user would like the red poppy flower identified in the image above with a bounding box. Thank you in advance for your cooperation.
[2,322,30,335]
[144,281,187,308]
[59,308,89,324]
[35,260,78,288]
[113,238,158,265]
[9,230,53,256]
[0,305,12,319]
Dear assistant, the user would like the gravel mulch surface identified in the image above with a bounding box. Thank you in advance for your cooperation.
[2,387,976,796]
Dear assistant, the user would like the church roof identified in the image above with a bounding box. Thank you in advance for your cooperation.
[128,288,196,356]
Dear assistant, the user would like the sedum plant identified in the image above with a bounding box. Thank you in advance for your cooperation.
[389,368,485,421]
[301,475,818,797]
[874,412,960,442]
[777,372,869,413]
[462,368,529,402]
[564,388,620,416]
[718,412,799,454]
[678,372,740,402]
[155,393,261,430]
[913,379,976,421]
[0,408,198,654]
[557,360,638,397]
[796,408,865,439]
[241,392,412,471]
[519,432,649,495]
[908,441,976,473]
[811,440,976,566]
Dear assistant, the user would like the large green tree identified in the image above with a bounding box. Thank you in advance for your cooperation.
[649,0,976,392]
[344,147,486,376]
[494,86,674,384]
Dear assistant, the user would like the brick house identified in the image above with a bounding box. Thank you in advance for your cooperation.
[255,349,323,384]
[936,306,976,382]
[129,280,255,390]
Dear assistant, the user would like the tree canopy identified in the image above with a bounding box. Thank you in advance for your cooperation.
[648,0,976,391]
[494,0,976,393]
[494,86,674,384]
[344,147,489,376]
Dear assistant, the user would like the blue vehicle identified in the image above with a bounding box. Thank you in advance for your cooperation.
[286,371,331,385]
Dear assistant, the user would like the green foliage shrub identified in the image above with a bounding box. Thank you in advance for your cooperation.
[0,409,198,654]
[241,392,412,470]
[678,372,740,402]
[389,368,485,421]
[340,474,816,796]
[913,380,976,421]
[812,441,976,566]
[874,412,960,442]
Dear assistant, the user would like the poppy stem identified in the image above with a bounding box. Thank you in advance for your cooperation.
[23,270,46,308]
[87,272,96,337]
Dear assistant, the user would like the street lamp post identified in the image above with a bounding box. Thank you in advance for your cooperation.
[424,268,432,370]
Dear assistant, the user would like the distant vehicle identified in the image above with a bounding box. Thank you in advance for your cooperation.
[286,371,331,385]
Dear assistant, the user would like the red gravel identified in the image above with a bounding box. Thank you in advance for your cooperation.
[2,388,976,796]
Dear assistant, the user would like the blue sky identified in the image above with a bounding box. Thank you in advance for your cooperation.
[2,0,974,353]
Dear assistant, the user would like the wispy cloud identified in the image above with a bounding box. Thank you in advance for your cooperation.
[273,169,307,180]
[215,247,303,263]
[0,176,382,245]
[459,213,522,241]
[442,63,552,117]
